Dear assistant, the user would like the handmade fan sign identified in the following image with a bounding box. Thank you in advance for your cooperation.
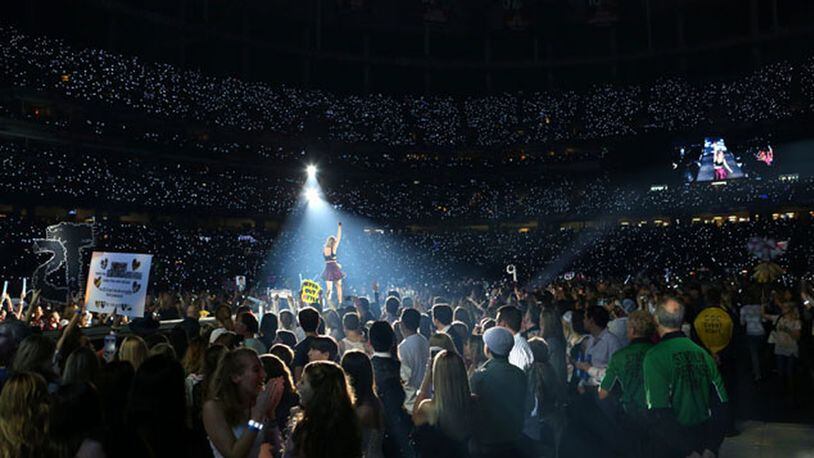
[85,252,152,317]
[300,279,322,305]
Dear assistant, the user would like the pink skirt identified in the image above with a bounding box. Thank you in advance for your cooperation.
[322,261,345,281]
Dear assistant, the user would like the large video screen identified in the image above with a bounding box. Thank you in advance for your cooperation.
[672,137,775,183]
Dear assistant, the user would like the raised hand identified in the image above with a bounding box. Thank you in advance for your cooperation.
[251,383,272,422]
[1,292,15,317]
[19,284,27,304]
[30,289,41,307]
[252,377,285,422]
[265,377,286,417]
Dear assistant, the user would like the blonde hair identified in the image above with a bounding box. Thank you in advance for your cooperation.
[431,351,471,441]
[207,347,258,426]
[428,333,456,354]
[562,319,580,348]
[325,236,337,249]
[627,310,656,338]
[182,337,207,375]
[119,335,148,371]
[0,372,49,457]
[11,334,55,376]
[62,346,100,385]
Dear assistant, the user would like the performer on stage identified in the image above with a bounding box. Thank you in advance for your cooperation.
[713,148,733,180]
[322,222,344,307]
[757,145,774,166]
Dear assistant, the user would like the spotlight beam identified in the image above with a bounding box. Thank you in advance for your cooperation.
[305,187,319,203]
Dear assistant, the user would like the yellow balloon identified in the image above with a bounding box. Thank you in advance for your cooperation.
[693,307,733,355]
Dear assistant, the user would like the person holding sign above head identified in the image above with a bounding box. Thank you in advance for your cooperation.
[322,222,345,309]
[300,280,322,310]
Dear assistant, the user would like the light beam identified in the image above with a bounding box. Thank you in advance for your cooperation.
[305,187,319,204]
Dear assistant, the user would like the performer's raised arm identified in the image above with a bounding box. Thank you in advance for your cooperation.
[335,222,342,249]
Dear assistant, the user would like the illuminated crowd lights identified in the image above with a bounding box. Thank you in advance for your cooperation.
[0,24,805,149]
[3,215,811,292]
[0,140,810,222]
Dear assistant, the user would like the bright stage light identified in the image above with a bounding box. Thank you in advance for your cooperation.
[305,187,319,203]
[306,165,317,179]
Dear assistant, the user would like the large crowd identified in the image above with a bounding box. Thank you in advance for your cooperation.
[0,141,299,216]
[1,140,812,222]
[2,16,814,458]
[1,214,813,295]
[1,24,810,150]
[1,258,813,457]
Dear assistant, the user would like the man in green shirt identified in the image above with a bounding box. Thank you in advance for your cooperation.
[599,310,656,413]
[643,297,729,458]
[599,310,656,457]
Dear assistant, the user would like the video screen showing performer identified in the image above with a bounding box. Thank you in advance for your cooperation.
[673,137,753,183]
[698,138,744,181]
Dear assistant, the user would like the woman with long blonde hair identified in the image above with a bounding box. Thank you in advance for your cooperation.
[204,348,284,458]
[428,332,456,355]
[183,336,208,376]
[0,372,50,458]
[321,222,345,307]
[118,335,148,371]
[412,350,473,457]
[11,334,58,388]
[413,332,459,406]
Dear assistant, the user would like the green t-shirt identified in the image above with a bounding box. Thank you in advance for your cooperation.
[600,339,653,412]
[643,332,728,426]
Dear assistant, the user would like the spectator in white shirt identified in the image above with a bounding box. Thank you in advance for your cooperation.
[497,305,537,453]
[497,305,534,372]
[397,308,429,410]
[763,301,801,395]
[575,306,623,387]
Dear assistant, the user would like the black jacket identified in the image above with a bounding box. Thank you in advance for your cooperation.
[371,355,415,458]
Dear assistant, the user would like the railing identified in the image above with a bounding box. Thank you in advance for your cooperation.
[43,317,217,342]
